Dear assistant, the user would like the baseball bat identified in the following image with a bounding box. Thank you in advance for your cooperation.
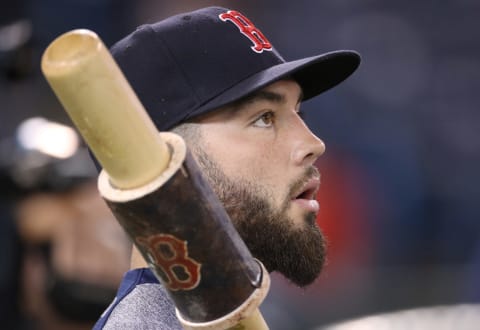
[41,29,269,329]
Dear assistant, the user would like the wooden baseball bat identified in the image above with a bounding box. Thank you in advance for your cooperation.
[41,29,269,329]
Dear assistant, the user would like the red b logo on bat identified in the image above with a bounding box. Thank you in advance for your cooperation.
[219,10,273,53]
[137,234,201,291]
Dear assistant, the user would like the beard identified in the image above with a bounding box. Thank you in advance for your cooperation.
[194,149,326,287]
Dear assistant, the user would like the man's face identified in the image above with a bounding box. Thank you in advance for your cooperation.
[191,79,326,286]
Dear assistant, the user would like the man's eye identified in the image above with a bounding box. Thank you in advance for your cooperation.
[253,111,275,128]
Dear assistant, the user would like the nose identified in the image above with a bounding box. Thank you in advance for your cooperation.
[290,119,326,166]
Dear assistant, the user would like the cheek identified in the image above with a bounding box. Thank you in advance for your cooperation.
[219,146,290,207]
[200,127,291,202]
[216,140,279,182]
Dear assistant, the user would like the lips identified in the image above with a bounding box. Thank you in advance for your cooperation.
[293,177,320,200]
[291,177,320,213]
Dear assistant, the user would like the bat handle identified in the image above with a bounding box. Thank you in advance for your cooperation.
[41,29,170,189]
[176,259,270,330]
[231,309,269,330]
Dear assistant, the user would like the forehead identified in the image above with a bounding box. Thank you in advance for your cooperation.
[233,79,303,108]
[195,79,303,122]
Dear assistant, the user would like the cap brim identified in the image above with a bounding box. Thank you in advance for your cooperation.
[188,50,360,119]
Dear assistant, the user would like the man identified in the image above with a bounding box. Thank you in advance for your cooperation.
[94,6,360,329]
[0,120,130,329]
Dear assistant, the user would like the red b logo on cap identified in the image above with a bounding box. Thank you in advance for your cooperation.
[219,10,273,53]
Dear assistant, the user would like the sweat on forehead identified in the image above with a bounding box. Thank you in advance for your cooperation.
[109,6,360,132]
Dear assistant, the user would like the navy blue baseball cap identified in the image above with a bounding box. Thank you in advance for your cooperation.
[110,6,360,131]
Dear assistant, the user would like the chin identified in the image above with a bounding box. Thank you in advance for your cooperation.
[288,209,318,229]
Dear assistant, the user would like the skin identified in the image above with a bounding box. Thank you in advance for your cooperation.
[192,79,325,224]
[16,181,130,329]
[132,79,327,285]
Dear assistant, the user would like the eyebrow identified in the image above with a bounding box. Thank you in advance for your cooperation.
[229,88,304,113]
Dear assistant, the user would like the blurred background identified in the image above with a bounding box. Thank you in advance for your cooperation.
[1,0,479,329]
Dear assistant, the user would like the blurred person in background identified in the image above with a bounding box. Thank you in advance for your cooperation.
[0,118,130,330]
